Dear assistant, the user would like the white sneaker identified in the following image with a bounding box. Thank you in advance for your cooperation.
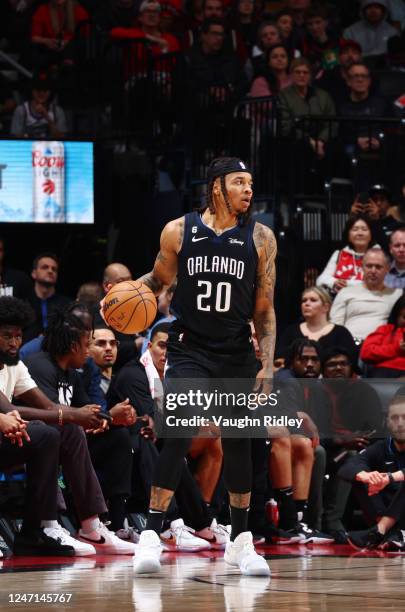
[160,518,211,552]
[195,519,230,550]
[224,531,270,576]
[133,530,162,574]
[78,520,137,555]
[43,524,96,556]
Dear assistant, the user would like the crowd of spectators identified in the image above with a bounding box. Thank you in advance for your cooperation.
[1,0,405,187]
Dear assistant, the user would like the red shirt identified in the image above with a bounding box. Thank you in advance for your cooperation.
[110,27,180,56]
[360,324,405,371]
[32,3,89,42]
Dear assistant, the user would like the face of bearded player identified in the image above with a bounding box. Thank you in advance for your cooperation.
[0,325,23,366]
[214,172,253,216]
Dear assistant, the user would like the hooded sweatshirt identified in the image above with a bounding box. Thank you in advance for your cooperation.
[343,0,397,57]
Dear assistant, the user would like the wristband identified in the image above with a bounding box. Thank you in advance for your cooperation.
[388,472,395,484]
[58,408,63,426]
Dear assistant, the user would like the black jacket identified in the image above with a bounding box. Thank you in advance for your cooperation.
[339,437,405,482]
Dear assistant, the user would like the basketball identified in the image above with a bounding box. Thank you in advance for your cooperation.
[103,280,157,334]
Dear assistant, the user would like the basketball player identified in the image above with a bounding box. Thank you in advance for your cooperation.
[133,157,276,576]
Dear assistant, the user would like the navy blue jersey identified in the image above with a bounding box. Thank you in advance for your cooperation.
[170,211,258,352]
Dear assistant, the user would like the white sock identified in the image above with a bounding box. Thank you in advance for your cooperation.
[81,516,100,534]
[41,520,59,529]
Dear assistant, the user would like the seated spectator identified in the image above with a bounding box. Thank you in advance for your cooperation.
[302,5,340,73]
[249,43,292,98]
[316,215,377,293]
[228,0,259,52]
[25,252,71,340]
[184,0,247,61]
[272,339,333,543]
[338,63,386,152]
[275,286,357,369]
[76,281,104,311]
[321,347,382,541]
[339,391,405,551]
[277,57,336,160]
[316,39,362,108]
[275,10,301,58]
[0,236,32,299]
[30,0,89,69]
[351,185,403,250]
[89,326,119,399]
[24,309,137,543]
[0,296,135,556]
[10,76,67,139]
[343,0,397,60]
[385,227,405,289]
[338,62,387,190]
[360,294,405,377]
[283,0,312,48]
[186,17,247,99]
[330,248,402,343]
[250,21,281,75]
[110,1,180,56]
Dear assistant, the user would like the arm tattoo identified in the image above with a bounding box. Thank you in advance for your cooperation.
[156,251,167,264]
[229,492,251,509]
[177,218,184,249]
[138,272,164,294]
[253,224,277,373]
[150,486,175,512]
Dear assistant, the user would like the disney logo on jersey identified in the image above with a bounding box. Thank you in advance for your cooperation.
[228,238,244,246]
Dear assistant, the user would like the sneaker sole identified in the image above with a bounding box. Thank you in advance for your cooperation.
[304,538,335,545]
[133,558,161,574]
[271,537,303,545]
[241,564,271,577]
[84,544,136,555]
[13,547,75,557]
[160,539,211,552]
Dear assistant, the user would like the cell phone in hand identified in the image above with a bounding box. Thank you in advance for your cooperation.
[358,192,369,205]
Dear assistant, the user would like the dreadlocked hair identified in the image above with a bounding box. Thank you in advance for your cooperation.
[42,309,88,359]
[200,177,216,215]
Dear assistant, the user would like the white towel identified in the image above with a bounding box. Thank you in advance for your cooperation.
[139,349,164,412]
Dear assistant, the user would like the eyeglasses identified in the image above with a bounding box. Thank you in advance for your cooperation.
[93,339,120,348]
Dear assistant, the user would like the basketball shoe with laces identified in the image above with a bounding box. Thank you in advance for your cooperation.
[78,520,137,554]
[224,531,270,576]
[133,530,162,574]
[44,523,96,556]
[195,519,230,550]
[160,518,211,551]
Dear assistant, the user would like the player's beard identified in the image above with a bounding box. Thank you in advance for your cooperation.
[0,349,19,366]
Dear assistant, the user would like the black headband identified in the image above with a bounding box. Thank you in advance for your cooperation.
[207,158,251,183]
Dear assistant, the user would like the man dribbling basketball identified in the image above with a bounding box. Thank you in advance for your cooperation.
[133,157,276,576]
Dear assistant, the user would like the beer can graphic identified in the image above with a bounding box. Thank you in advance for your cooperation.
[32,141,65,222]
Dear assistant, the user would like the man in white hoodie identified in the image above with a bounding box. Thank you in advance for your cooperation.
[344,0,397,58]
[330,248,402,342]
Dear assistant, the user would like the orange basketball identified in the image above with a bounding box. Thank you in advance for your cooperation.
[103,280,157,334]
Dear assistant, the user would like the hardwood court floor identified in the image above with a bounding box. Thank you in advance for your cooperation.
[0,546,404,611]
